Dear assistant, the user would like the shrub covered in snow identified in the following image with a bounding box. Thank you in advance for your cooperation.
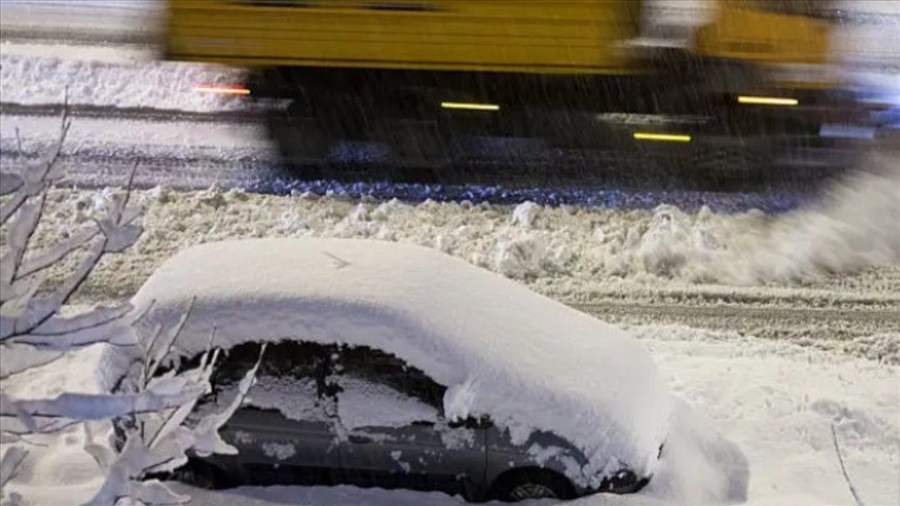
[0,125,259,505]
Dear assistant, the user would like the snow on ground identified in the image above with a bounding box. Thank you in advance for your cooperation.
[0,0,158,45]
[0,43,154,64]
[0,53,248,112]
[21,153,899,307]
[2,325,896,505]
[0,344,111,505]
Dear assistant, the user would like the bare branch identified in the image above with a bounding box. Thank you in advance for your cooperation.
[117,162,140,224]
[0,381,205,431]
[0,417,82,436]
[1,93,71,228]
[0,272,49,341]
[146,335,219,449]
[29,303,133,339]
[37,87,72,184]
[83,423,116,472]
[0,446,28,490]
[0,344,66,380]
[0,432,48,448]
[21,238,107,334]
[831,424,865,506]
[0,172,23,197]
[18,224,101,278]
[191,344,266,458]
[4,194,47,286]
[0,189,30,228]
[145,298,196,385]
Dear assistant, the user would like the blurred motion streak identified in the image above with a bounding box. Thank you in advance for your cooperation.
[441,102,500,111]
[194,84,251,95]
[633,132,692,143]
[737,96,800,106]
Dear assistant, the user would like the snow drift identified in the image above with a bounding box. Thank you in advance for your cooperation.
[128,238,674,485]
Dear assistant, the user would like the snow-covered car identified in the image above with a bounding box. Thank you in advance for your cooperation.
[128,238,674,501]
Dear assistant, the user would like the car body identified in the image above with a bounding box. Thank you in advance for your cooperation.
[128,238,674,501]
[187,340,648,501]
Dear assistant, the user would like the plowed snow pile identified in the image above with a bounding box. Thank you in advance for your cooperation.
[23,153,900,302]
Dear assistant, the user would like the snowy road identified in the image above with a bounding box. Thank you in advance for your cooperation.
[0,0,160,46]
[577,302,900,341]
[0,102,276,190]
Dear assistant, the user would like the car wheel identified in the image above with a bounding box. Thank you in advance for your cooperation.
[490,469,575,502]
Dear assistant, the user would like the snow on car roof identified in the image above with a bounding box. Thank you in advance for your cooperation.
[131,238,672,482]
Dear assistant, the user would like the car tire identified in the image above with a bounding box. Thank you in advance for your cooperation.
[489,469,575,502]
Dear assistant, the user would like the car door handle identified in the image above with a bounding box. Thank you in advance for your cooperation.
[349,434,373,444]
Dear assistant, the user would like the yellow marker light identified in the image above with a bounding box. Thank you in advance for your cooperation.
[737,96,799,106]
[441,101,500,111]
[633,132,692,143]
[194,85,251,96]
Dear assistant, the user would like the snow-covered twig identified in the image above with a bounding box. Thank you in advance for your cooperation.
[0,108,260,506]
[0,381,205,431]
[143,298,195,385]
[831,424,865,506]
[1,160,143,345]
[0,447,28,491]
[83,345,266,506]
[0,91,69,226]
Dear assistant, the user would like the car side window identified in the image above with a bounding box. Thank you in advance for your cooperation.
[335,345,446,411]
[210,340,333,397]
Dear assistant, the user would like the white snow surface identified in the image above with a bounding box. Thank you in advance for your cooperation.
[25,153,897,310]
[4,325,895,505]
[0,53,247,112]
[129,238,673,482]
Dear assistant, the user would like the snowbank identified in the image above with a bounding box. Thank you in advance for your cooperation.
[25,153,899,307]
[129,238,673,486]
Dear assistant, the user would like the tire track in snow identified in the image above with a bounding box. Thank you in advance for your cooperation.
[0,102,266,124]
[573,302,900,340]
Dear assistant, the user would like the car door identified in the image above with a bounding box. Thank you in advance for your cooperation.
[212,340,343,485]
[332,345,487,496]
